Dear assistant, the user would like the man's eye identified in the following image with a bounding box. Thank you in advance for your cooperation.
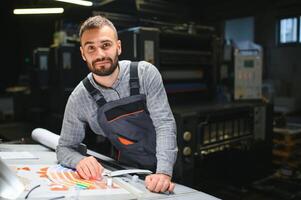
[87,46,95,52]
[102,43,111,49]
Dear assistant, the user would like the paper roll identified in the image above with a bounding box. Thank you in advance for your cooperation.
[31,128,60,150]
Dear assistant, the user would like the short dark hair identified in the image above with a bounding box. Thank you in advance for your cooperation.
[79,15,118,41]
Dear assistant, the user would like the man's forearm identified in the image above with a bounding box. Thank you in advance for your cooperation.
[56,145,86,168]
[155,127,178,177]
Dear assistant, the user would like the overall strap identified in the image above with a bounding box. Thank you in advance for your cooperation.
[82,77,107,107]
[129,62,140,96]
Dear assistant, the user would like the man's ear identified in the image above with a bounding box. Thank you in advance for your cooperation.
[117,40,122,56]
[80,46,86,61]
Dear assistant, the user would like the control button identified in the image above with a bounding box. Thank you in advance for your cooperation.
[183,147,192,156]
[183,131,192,142]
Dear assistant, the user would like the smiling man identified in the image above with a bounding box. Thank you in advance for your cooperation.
[56,15,178,193]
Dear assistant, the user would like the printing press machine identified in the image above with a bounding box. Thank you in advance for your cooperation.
[0,140,220,199]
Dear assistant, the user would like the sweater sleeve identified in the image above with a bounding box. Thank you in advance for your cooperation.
[56,93,86,168]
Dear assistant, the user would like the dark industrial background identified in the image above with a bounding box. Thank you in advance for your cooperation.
[1,0,301,200]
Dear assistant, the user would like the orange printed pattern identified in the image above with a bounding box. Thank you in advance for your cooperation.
[17,167,31,171]
[50,184,68,191]
[37,167,49,178]
[46,165,120,191]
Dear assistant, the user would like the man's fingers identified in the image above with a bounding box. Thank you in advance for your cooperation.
[99,163,104,175]
[80,162,92,179]
[146,176,158,191]
[145,175,151,185]
[87,159,98,179]
[154,178,164,193]
[168,182,175,192]
[145,174,174,193]
[76,156,104,180]
[160,180,170,193]
[77,165,88,179]
[89,157,104,179]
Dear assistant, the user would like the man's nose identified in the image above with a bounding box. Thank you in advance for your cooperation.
[95,47,105,58]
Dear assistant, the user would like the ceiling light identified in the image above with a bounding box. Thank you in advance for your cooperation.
[54,0,93,6]
[13,8,64,15]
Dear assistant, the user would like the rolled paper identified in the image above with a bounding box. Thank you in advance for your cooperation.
[31,128,59,150]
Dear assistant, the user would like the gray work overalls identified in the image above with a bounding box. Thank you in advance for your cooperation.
[82,62,157,172]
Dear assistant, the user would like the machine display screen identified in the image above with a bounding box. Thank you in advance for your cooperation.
[244,60,255,68]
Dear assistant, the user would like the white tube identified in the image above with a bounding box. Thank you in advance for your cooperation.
[31,128,59,150]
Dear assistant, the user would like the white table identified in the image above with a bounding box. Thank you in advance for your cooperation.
[0,144,220,200]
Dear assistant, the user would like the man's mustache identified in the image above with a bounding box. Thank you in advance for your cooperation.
[92,57,112,66]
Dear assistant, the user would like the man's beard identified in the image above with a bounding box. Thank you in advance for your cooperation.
[88,54,119,76]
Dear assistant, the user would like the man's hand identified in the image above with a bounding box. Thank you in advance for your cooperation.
[76,156,103,180]
[145,173,175,193]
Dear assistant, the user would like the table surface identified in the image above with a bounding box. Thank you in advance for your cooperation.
[0,144,220,200]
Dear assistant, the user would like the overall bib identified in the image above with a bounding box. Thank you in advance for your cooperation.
[82,62,157,171]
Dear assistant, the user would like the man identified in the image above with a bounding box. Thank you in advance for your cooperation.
[56,15,177,193]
